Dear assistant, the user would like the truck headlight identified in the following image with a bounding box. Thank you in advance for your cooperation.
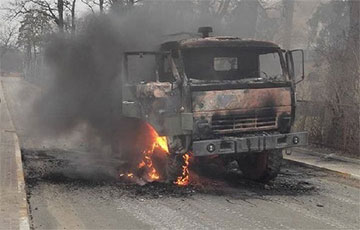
[207,144,216,152]
[293,136,300,144]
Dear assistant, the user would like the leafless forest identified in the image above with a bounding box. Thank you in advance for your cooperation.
[0,0,359,155]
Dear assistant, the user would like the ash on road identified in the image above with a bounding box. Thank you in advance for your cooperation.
[22,148,360,230]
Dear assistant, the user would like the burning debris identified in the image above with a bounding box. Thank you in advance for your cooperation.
[133,123,168,182]
[174,153,191,186]
[119,122,191,186]
[21,147,319,201]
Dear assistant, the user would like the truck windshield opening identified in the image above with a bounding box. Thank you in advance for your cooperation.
[182,47,284,81]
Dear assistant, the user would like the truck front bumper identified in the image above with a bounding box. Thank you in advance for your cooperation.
[192,132,308,156]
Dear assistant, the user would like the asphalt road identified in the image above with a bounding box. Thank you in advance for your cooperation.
[2,77,360,229]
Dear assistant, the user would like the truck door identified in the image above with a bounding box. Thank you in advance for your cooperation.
[286,49,305,84]
[122,52,160,118]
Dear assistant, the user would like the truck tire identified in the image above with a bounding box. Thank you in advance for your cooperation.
[260,149,283,182]
[237,150,283,182]
[166,154,184,183]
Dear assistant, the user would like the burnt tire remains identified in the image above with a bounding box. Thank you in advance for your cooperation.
[237,150,283,182]
[166,154,184,183]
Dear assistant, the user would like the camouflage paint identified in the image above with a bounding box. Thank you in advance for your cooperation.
[192,87,292,136]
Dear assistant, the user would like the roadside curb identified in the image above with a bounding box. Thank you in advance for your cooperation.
[293,147,360,165]
[283,158,360,181]
[0,79,30,230]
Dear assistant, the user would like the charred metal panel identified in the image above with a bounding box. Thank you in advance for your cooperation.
[122,85,141,118]
[192,88,292,137]
[162,116,182,135]
[211,110,277,133]
[192,132,308,156]
[192,87,291,112]
[136,82,172,98]
[130,82,187,136]
[160,113,193,136]
[180,37,280,49]
[190,82,292,91]
[193,107,291,137]
[181,113,193,130]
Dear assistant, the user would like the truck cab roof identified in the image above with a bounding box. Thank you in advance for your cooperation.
[161,36,281,51]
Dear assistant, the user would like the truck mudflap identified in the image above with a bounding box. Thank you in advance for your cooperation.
[192,132,308,156]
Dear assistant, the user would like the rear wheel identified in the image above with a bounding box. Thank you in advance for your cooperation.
[237,150,283,182]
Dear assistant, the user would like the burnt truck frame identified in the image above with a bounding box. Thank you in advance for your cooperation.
[121,28,308,181]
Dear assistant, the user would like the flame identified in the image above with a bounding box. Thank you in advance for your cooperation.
[127,173,134,178]
[119,123,170,182]
[156,136,169,153]
[138,124,170,181]
[142,151,160,181]
[174,153,191,186]
[146,124,169,154]
[138,161,146,168]
[119,173,134,179]
[118,122,193,185]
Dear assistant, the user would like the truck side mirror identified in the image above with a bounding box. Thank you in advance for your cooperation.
[286,49,305,84]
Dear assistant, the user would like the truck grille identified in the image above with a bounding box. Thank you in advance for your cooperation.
[211,113,277,133]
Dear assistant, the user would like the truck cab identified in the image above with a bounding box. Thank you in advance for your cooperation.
[121,27,308,182]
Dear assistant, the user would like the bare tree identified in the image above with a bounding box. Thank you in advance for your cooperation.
[58,0,64,31]
[64,0,77,33]
[348,0,360,152]
[348,0,359,69]
[0,25,17,74]
[6,0,68,32]
[99,0,104,12]
[108,0,143,12]
[306,0,360,154]
[81,0,140,13]
[81,0,105,13]
[71,0,77,32]
[282,0,294,49]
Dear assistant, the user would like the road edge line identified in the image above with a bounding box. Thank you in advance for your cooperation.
[283,158,360,181]
[0,79,30,230]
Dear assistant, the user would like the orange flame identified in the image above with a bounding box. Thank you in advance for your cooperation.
[138,161,146,168]
[134,123,169,182]
[142,151,160,180]
[119,173,134,179]
[155,136,169,153]
[174,153,191,186]
[119,122,193,185]
[127,173,134,178]
[146,124,169,154]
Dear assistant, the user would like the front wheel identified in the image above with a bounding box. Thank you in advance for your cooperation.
[166,154,184,183]
[237,150,283,182]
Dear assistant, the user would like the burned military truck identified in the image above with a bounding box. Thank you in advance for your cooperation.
[121,27,308,182]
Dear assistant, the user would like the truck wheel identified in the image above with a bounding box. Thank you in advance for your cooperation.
[237,150,283,182]
[166,154,184,183]
[260,149,283,182]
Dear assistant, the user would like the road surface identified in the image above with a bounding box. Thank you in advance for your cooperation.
[2,77,360,229]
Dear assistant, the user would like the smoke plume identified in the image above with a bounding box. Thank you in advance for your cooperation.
[29,3,221,153]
